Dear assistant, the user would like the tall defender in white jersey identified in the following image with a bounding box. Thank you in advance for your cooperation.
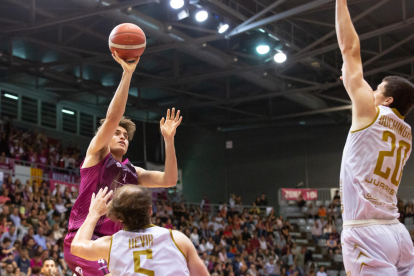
[70,186,209,276]
[336,0,414,275]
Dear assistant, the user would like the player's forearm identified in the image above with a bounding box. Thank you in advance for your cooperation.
[336,0,360,54]
[71,214,100,257]
[106,72,133,121]
[163,138,178,187]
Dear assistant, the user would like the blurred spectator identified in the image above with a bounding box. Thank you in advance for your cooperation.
[332,190,341,205]
[0,225,17,246]
[318,205,327,217]
[229,194,236,209]
[327,204,336,218]
[33,227,47,250]
[259,194,268,206]
[297,194,306,208]
[2,262,14,276]
[323,219,334,239]
[311,221,323,245]
[326,235,338,258]
[406,203,414,218]
[316,266,327,276]
[15,247,31,276]
[201,195,210,213]
[307,203,318,219]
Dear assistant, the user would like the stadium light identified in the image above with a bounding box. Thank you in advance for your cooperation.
[62,109,75,115]
[218,23,229,33]
[4,93,18,100]
[195,10,208,22]
[256,45,270,55]
[274,52,287,63]
[170,0,184,9]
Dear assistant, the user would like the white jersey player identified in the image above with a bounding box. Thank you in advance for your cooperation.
[336,0,414,275]
[70,186,209,276]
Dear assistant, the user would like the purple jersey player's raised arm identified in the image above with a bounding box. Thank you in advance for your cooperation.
[66,153,138,239]
[64,51,181,276]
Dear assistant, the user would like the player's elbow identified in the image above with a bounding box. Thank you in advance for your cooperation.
[340,43,360,57]
[165,180,177,188]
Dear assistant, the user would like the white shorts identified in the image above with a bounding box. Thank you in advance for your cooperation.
[342,223,414,276]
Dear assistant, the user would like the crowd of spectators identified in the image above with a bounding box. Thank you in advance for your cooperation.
[0,176,76,276]
[293,191,343,262]
[152,190,328,276]
[0,116,83,170]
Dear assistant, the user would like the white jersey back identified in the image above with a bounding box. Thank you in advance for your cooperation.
[340,106,412,222]
[108,225,189,276]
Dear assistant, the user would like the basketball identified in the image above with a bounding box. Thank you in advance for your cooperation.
[108,23,146,61]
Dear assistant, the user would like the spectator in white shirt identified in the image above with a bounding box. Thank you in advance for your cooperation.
[190,227,199,246]
[265,256,277,276]
[198,238,207,254]
[54,196,67,214]
[229,194,236,209]
[311,221,323,245]
[316,266,327,276]
[206,237,215,253]
[259,236,267,250]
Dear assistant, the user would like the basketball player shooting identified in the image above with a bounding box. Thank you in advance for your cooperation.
[63,52,183,276]
[336,0,414,274]
[71,186,209,276]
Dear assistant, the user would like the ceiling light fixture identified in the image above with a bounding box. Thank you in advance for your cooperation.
[256,45,270,55]
[274,52,287,63]
[218,23,229,33]
[170,0,184,9]
[195,10,208,22]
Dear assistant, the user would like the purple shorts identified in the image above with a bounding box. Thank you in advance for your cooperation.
[64,235,110,276]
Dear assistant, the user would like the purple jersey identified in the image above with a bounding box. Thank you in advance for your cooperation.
[66,153,138,239]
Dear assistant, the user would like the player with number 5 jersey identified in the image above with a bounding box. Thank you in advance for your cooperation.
[70,185,209,276]
[336,0,414,275]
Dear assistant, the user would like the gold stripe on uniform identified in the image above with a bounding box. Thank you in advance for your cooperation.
[169,229,187,261]
[391,108,405,119]
[351,107,380,133]
[108,235,113,267]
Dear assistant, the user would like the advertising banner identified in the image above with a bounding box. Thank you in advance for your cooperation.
[281,188,318,200]
[50,179,79,193]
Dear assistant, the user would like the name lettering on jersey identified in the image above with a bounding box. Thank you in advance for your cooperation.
[378,115,412,140]
[365,178,396,196]
[128,234,154,249]
[363,193,383,206]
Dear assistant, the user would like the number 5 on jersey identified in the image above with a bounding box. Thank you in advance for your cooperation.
[374,131,411,186]
[133,249,155,276]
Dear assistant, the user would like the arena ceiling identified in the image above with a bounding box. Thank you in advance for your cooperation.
[0,0,413,131]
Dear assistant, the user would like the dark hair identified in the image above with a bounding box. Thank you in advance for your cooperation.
[383,76,414,116]
[32,266,41,274]
[42,257,55,267]
[96,116,136,141]
[2,238,11,244]
[107,185,152,231]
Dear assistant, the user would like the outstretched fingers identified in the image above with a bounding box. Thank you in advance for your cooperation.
[166,109,171,120]
[175,116,183,127]
[174,110,180,122]
[160,117,165,127]
[171,108,176,121]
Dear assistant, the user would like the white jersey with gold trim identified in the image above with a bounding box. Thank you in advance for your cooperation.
[340,105,412,222]
[108,225,190,276]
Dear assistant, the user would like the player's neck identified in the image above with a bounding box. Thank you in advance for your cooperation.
[112,153,124,162]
